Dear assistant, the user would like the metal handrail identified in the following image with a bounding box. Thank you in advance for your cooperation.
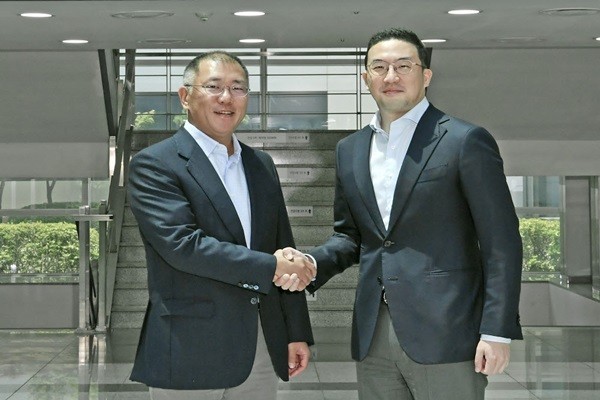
[0,50,135,334]
[104,49,136,329]
[73,205,112,335]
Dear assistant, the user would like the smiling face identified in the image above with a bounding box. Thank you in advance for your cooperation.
[362,39,432,129]
[178,58,248,149]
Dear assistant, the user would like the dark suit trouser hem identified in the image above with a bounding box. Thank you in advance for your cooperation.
[356,303,487,400]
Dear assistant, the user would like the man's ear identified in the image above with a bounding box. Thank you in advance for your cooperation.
[361,71,370,90]
[423,68,433,88]
[178,86,190,109]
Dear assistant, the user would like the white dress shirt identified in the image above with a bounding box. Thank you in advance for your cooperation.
[185,121,252,248]
[369,97,429,230]
[366,101,510,344]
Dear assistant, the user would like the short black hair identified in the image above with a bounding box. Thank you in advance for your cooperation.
[364,28,429,69]
[182,51,249,85]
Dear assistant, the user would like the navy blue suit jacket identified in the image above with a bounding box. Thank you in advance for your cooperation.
[310,104,523,364]
[128,128,313,389]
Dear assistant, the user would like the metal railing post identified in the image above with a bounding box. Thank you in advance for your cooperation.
[96,201,108,333]
[75,205,92,334]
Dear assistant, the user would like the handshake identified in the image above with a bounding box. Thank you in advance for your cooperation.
[273,247,317,291]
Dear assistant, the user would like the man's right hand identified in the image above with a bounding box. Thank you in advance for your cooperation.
[273,249,316,291]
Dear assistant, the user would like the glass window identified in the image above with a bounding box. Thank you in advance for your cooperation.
[509,176,562,281]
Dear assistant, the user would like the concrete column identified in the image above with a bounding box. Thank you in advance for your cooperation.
[563,177,592,283]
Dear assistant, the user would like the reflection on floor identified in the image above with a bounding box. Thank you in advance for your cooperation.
[0,326,599,399]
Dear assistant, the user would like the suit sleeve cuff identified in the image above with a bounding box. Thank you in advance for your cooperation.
[304,253,317,281]
[481,334,511,344]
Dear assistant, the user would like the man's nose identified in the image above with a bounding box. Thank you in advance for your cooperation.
[383,66,399,82]
[217,87,233,102]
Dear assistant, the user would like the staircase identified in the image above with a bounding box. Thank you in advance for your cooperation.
[111,130,358,329]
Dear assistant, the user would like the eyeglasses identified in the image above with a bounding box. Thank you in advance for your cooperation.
[367,60,424,76]
[185,84,250,98]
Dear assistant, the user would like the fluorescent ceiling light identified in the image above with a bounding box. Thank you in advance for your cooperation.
[20,12,53,18]
[596,37,600,41]
[62,39,89,44]
[138,38,191,45]
[234,11,265,17]
[111,11,174,19]
[239,38,265,43]
[494,36,544,43]
[422,39,447,43]
[448,9,481,15]
[540,8,600,16]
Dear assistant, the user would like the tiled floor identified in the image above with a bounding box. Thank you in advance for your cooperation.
[0,326,599,399]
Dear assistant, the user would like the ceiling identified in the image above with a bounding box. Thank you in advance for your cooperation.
[1,1,600,178]
[1,0,599,50]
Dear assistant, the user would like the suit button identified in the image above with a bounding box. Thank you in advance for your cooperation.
[253,285,259,291]
[243,283,249,289]
[250,297,259,305]
[383,240,394,248]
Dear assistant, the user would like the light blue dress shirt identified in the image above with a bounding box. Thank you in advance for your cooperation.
[184,121,252,248]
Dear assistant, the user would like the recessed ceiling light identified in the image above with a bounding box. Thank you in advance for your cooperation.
[234,11,266,17]
[540,8,600,16]
[62,39,89,44]
[239,38,265,44]
[422,39,447,43]
[20,12,53,18]
[111,11,174,19]
[448,9,481,15]
[596,37,600,41]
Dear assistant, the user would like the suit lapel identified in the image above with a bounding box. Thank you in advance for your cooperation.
[353,127,386,236]
[174,129,247,246]
[240,143,266,251]
[387,106,449,232]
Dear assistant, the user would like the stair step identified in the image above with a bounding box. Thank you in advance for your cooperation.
[113,287,148,307]
[117,244,146,263]
[308,308,353,328]
[115,266,147,287]
[111,309,146,329]
[117,261,146,268]
[282,186,335,204]
[265,149,335,166]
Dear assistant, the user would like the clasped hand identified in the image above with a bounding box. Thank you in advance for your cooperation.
[273,247,316,291]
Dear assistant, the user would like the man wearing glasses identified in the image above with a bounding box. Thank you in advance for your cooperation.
[128,51,316,400]
[280,28,523,399]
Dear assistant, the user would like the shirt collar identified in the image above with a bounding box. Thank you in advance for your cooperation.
[369,97,430,135]
[184,120,242,162]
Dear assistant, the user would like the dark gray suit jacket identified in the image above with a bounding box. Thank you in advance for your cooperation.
[310,104,522,364]
[128,128,313,389]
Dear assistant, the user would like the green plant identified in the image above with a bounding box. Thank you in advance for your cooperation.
[0,222,99,274]
[134,110,156,129]
[172,110,187,127]
[519,217,561,272]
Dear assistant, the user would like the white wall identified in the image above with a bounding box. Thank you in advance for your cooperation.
[428,48,600,176]
[0,52,110,179]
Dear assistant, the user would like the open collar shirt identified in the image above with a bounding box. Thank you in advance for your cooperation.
[185,121,252,248]
[369,97,429,230]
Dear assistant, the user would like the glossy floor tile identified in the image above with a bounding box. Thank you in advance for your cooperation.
[0,326,598,399]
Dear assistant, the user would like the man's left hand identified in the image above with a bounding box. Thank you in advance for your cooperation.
[288,342,310,378]
[474,340,510,375]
